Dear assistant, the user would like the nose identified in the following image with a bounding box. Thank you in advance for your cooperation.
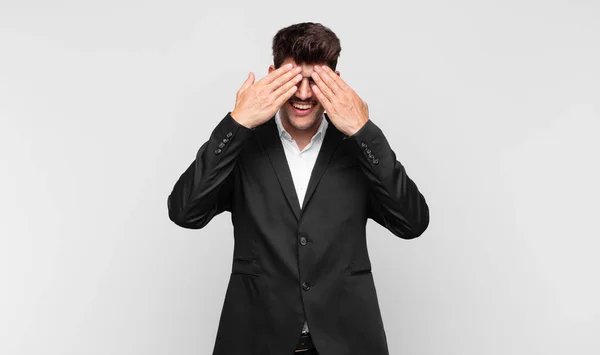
[295,78,313,101]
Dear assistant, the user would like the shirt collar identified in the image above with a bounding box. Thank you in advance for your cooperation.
[274,110,328,143]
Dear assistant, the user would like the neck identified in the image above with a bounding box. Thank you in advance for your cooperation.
[281,116,322,151]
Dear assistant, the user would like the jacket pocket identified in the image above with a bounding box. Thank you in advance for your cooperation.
[329,161,360,171]
[328,155,360,171]
[231,257,261,278]
[349,267,372,276]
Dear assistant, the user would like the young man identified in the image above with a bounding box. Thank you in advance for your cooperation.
[168,22,429,355]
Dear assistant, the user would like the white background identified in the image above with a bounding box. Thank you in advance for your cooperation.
[1,1,599,354]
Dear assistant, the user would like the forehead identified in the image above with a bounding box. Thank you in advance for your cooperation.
[281,57,327,71]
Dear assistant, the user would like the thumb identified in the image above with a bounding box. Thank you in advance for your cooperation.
[240,72,255,92]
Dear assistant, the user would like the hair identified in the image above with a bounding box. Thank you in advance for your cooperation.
[272,22,341,70]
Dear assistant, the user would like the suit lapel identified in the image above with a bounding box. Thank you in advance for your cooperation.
[256,114,345,220]
[257,117,302,220]
[301,114,345,212]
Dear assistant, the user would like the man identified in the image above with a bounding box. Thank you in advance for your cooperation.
[168,22,429,355]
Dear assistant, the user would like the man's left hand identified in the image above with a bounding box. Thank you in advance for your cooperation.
[311,65,369,136]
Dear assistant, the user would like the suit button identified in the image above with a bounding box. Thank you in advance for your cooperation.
[373,158,379,164]
[299,237,308,246]
[226,132,233,138]
[365,148,371,154]
[222,138,229,143]
[302,282,311,291]
[215,148,222,154]
[368,153,374,159]
[218,142,225,148]
[361,142,368,148]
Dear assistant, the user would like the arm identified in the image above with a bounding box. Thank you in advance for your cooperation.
[168,64,303,229]
[167,113,252,229]
[310,65,429,239]
[350,120,429,239]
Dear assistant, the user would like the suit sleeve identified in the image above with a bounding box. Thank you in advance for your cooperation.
[349,119,430,239]
[167,113,253,229]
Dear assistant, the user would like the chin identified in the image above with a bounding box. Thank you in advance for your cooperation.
[289,117,320,131]
[282,102,324,131]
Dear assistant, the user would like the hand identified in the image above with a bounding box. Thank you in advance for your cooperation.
[310,65,369,136]
[231,64,303,129]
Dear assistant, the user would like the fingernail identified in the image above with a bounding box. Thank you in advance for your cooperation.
[285,63,293,69]
[321,65,328,70]
[313,65,321,71]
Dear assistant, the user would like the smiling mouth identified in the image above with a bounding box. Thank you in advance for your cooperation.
[289,101,317,114]
[290,101,316,110]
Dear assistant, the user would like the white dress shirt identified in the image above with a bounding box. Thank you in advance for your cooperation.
[274,110,328,333]
[274,111,328,208]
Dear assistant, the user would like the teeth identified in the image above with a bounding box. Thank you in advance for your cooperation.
[291,102,314,110]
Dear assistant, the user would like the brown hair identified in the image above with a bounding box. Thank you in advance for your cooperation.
[272,22,341,70]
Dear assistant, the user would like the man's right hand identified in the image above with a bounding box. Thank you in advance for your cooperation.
[231,63,303,129]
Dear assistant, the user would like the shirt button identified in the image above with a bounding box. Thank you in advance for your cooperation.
[299,237,308,246]
[302,282,311,291]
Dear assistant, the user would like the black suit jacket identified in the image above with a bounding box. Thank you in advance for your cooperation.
[168,112,429,355]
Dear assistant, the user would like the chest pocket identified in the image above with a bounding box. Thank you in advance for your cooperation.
[327,156,359,172]
[231,257,262,278]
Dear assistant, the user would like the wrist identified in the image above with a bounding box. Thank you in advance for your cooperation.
[346,118,369,136]
[230,110,253,129]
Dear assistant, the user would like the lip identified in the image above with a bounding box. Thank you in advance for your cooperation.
[289,101,317,116]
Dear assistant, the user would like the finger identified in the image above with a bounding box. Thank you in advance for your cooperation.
[319,65,350,91]
[261,63,295,85]
[313,65,343,95]
[269,73,302,101]
[311,71,336,102]
[268,66,302,92]
[272,85,298,109]
[239,72,255,93]
[311,84,334,113]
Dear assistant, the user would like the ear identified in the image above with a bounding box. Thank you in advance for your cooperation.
[268,65,276,74]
